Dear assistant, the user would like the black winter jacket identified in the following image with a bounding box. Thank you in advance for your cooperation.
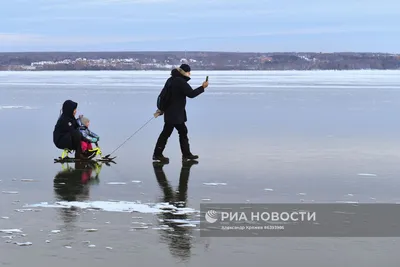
[163,68,204,124]
[53,100,89,147]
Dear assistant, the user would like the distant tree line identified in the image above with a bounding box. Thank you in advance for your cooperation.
[0,51,398,70]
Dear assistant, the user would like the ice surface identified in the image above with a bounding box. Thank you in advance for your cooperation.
[84,229,98,232]
[131,222,147,225]
[107,182,127,185]
[15,209,40,212]
[177,224,197,228]
[164,219,200,224]
[130,226,149,230]
[25,201,198,214]
[15,242,32,246]
[0,229,22,234]
[203,183,227,186]
[2,70,400,91]
[0,105,36,110]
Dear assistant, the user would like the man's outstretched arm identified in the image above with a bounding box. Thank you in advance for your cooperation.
[181,79,208,98]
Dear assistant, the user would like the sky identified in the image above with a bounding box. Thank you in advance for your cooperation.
[0,0,399,52]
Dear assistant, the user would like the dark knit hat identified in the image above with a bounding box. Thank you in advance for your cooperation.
[179,64,191,72]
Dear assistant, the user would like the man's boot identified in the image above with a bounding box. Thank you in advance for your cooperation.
[182,154,199,161]
[153,144,169,162]
[180,136,198,161]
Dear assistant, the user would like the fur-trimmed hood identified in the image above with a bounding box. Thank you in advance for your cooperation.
[171,67,190,81]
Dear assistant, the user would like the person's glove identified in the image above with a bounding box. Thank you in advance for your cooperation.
[90,137,97,143]
[154,109,163,118]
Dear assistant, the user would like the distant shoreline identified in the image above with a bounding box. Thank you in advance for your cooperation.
[1,69,400,72]
[1,51,399,71]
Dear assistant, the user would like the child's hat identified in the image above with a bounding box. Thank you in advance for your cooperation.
[81,116,90,125]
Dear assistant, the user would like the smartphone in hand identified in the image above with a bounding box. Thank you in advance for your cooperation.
[206,76,209,82]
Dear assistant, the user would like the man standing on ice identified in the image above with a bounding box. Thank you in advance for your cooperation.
[153,64,209,162]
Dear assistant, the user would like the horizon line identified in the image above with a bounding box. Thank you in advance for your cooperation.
[0,50,399,54]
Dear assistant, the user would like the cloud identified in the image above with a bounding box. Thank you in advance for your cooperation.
[0,33,40,42]
[6,9,277,23]
[1,26,397,47]
[5,16,168,23]
[101,0,174,2]
[39,0,175,10]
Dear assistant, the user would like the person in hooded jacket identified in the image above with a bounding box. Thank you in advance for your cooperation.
[53,100,96,159]
[153,64,209,162]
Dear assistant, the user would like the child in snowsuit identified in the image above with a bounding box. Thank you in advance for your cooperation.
[77,115,100,153]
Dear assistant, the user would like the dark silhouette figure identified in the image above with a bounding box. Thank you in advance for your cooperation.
[53,100,96,159]
[53,161,103,231]
[153,64,209,162]
[152,160,198,262]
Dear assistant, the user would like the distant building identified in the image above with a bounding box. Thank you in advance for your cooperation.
[260,56,273,63]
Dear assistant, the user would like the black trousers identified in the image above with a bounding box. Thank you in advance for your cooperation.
[55,129,82,156]
[154,122,191,156]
